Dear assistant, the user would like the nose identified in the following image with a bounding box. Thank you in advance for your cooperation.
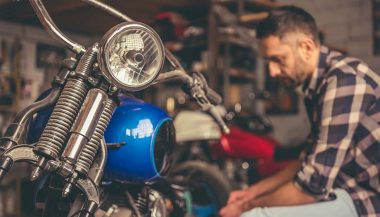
[268,62,281,78]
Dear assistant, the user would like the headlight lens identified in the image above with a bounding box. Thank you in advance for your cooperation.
[99,22,165,91]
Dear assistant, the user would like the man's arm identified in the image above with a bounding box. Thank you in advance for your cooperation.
[242,181,316,211]
[246,159,302,198]
[242,70,376,210]
[220,174,315,217]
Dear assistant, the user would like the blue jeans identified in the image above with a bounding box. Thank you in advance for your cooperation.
[240,189,358,217]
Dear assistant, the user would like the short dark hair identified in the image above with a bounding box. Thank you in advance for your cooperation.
[257,5,319,44]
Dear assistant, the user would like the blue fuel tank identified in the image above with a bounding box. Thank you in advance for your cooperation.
[104,97,175,183]
[27,92,175,184]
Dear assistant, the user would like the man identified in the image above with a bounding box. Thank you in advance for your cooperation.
[219,5,380,217]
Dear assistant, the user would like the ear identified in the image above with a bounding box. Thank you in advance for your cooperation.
[298,37,316,61]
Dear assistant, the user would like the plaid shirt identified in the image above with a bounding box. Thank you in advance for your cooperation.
[294,45,380,217]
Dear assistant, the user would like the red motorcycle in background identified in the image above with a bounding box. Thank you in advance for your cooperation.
[173,107,305,191]
[216,112,306,179]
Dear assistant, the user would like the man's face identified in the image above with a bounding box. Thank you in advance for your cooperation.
[259,35,310,88]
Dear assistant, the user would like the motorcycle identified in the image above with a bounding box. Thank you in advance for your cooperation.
[174,106,305,189]
[0,1,230,217]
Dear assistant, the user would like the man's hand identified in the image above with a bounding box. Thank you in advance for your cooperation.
[221,160,305,215]
[221,181,316,217]
[241,182,316,210]
[227,160,302,205]
[222,188,258,217]
[219,201,244,217]
[227,189,254,205]
[227,190,249,205]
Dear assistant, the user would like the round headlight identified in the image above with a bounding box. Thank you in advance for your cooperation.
[98,22,165,91]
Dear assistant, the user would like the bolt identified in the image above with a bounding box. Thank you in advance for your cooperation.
[30,166,43,181]
[88,77,97,85]
[62,183,73,198]
[110,86,117,92]
[30,157,46,181]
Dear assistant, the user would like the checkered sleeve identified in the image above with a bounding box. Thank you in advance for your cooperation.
[294,68,376,199]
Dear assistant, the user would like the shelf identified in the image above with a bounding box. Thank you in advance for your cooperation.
[229,67,255,79]
[217,67,256,83]
[219,33,254,48]
[240,12,268,23]
[245,0,282,9]
[215,0,282,9]
[208,0,268,108]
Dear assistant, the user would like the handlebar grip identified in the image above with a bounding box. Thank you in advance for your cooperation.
[209,106,230,134]
[206,88,222,105]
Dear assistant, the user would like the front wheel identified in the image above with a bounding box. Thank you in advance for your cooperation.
[167,161,231,217]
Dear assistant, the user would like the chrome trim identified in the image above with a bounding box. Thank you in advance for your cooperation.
[71,89,108,137]
[62,89,108,162]
[98,22,165,91]
[81,0,133,22]
[76,98,116,175]
[63,134,88,163]
[153,69,192,85]
[92,138,107,185]
[34,78,90,160]
[76,44,99,76]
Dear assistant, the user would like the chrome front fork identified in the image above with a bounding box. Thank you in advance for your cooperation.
[0,44,116,217]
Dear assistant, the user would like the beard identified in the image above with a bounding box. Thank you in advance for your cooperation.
[281,57,307,88]
[277,75,301,88]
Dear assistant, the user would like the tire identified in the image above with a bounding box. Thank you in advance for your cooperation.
[167,161,232,217]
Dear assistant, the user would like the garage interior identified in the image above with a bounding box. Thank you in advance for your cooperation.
[0,0,377,216]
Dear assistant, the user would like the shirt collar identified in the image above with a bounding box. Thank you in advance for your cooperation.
[302,45,329,96]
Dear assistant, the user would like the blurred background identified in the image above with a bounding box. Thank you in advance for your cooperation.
[0,0,377,216]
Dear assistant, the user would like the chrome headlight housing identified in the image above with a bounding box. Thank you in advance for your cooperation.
[98,22,165,91]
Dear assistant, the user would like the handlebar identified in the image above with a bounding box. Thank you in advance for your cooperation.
[30,0,184,70]
[154,70,192,85]
[155,70,230,134]
[206,87,222,105]
[81,0,133,22]
[29,0,86,54]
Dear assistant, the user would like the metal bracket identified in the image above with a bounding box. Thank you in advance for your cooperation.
[75,177,100,217]
[76,177,100,205]
[0,145,39,181]
[3,144,39,163]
